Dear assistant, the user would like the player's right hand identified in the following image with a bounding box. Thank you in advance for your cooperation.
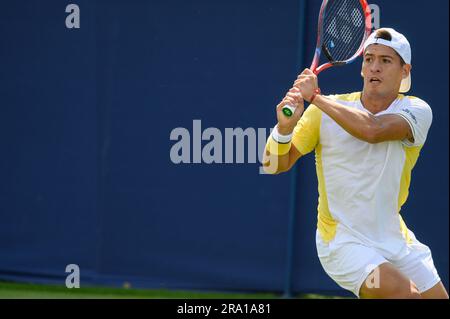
[276,87,304,135]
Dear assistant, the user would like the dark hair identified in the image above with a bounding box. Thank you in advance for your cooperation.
[374,29,406,66]
[375,29,393,41]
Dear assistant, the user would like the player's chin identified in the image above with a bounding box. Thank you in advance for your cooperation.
[364,82,384,94]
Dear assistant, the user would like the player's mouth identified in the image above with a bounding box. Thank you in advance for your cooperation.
[369,77,382,84]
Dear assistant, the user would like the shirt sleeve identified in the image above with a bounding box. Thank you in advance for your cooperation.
[291,105,322,156]
[392,97,433,147]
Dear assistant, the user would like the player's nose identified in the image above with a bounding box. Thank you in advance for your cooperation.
[369,61,382,73]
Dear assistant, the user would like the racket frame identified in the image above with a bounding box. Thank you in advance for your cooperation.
[311,0,373,75]
[281,0,372,118]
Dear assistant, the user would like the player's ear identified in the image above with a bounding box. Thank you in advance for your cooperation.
[402,64,412,79]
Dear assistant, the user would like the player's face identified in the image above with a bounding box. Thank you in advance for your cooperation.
[362,45,410,97]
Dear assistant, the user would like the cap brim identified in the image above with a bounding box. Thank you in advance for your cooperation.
[399,73,411,93]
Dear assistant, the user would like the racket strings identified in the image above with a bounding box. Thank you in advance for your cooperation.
[322,0,366,62]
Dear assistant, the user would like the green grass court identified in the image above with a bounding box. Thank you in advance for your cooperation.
[0,281,344,299]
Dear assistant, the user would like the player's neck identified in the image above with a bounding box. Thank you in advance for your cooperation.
[360,91,399,115]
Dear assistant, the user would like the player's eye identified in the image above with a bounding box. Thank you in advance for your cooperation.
[365,57,372,63]
[383,59,392,64]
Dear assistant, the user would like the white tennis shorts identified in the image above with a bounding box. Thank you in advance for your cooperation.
[316,227,441,298]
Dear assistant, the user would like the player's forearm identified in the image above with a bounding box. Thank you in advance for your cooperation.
[262,135,292,174]
[262,152,290,175]
[313,95,380,143]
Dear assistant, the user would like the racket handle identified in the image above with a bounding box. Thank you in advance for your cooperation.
[282,105,296,118]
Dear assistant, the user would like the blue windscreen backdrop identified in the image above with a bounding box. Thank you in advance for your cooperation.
[0,0,448,296]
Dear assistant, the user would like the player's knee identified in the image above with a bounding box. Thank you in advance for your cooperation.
[389,282,422,299]
[361,285,422,299]
[360,266,422,299]
[392,290,422,299]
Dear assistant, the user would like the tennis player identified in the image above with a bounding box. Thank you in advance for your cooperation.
[263,28,449,299]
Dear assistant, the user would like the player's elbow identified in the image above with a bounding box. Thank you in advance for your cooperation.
[262,166,276,175]
[362,123,384,144]
[364,130,379,144]
[262,165,286,175]
[262,161,290,175]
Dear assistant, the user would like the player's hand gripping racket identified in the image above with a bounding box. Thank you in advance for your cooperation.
[282,0,372,117]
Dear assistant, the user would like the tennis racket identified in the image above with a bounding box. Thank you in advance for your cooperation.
[282,0,372,117]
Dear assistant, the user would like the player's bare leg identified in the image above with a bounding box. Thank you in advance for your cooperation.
[359,263,421,299]
[420,282,449,299]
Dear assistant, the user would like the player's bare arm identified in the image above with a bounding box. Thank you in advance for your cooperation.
[312,94,413,144]
[262,88,304,174]
[294,69,413,144]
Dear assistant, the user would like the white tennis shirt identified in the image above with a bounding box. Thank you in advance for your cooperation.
[292,92,433,259]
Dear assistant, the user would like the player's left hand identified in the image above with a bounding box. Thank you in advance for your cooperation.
[293,69,319,102]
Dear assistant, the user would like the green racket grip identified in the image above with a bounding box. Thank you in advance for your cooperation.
[282,105,296,118]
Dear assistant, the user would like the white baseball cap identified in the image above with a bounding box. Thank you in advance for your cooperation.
[363,28,412,93]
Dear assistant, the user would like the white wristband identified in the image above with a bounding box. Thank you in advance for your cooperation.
[271,125,293,144]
